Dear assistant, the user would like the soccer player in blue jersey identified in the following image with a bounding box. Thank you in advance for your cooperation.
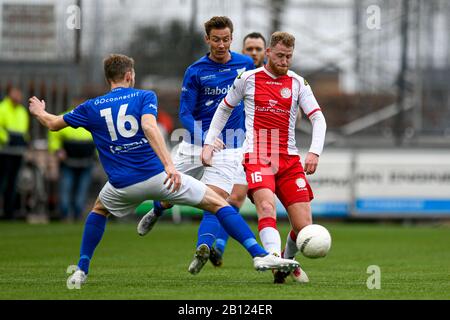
[197,32,268,267]
[28,54,299,286]
[137,17,255,274]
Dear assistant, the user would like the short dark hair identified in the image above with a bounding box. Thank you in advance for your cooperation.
[270,31,295,48]
[243,32,266,47]
[6,86,21,96]
[204,16,234,36]
[103,54,135,84]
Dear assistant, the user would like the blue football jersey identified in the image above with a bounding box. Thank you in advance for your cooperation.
[63,87,165,188]
[179,51,254,148]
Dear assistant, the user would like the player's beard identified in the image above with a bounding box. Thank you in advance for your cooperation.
[268,59,288,76]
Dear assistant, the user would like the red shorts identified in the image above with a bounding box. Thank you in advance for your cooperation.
[243,153,314,208]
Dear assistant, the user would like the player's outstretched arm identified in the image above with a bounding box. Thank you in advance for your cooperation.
[28,96,68,131]
[141,114,181,193]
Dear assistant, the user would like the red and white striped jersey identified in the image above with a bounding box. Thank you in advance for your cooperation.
[224,67,321,155]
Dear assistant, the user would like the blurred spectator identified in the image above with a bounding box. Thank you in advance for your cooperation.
[242,32,267,68]
[48,100,96,222]
[0,87,29,220]
[158,109,174,135]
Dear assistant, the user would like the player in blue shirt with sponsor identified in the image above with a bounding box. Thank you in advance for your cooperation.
[137,17,256,274]
[202,32,268,265]
[28,54,298,286]
[209,32,268,260]
[191,31,268,267]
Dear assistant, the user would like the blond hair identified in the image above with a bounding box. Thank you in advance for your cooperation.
[270,32,295,48]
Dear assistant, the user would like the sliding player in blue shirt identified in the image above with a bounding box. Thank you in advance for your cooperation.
[137,17,254,274]
[28,54,299,286]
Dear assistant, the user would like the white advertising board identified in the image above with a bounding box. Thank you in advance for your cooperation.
[307,150,353,217]
[354,150,450,216]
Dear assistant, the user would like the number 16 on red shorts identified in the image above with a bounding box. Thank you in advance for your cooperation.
[243,153,314,208]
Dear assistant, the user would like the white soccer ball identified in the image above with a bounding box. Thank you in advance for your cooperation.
[296,224,331,258]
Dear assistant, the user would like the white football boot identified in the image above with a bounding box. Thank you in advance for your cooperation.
[68,270,87,286]
[137,209,159,236]
[291,265,309,283]
[274,251,309,284]
[253,253,299,272]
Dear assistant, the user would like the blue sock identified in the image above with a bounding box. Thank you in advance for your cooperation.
[215,206,267,258]
[77,212,107,274]
[215,227,229,255]
[153,201,165,217]
[197,211,221,249]
[215,205,237,255]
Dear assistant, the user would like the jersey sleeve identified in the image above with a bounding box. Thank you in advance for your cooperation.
[141,91,158,117]
[63,101,90,129]
[223,73,247,107]
[298,78,321,117]
[179,67,204,141]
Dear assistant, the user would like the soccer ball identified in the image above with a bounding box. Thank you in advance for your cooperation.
[296,224,331,258]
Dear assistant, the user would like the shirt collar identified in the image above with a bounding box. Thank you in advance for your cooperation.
[111,87,126,92]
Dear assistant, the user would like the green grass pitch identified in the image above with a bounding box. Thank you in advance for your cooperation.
[0,220,449,300]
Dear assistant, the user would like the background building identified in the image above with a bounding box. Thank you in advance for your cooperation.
[1,0,449,219]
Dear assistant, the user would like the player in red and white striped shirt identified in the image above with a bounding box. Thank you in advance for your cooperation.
[202,32,327,284]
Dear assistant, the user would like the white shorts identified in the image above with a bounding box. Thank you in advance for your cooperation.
[99,172,207,218]
[173,141,247,195]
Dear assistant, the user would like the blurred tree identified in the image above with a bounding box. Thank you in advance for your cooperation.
[128,20,206,82]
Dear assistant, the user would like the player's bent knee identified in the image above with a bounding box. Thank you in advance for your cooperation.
[160,201,174,209]
[197,187,229,214]
[207,184,229,200]
[227,194,246,208]
[258,200,276,219]
[92,198,110,217]
[228,184,248,208]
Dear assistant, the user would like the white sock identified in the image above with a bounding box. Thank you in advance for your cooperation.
[259,227,281,256]
[283,231,298,259]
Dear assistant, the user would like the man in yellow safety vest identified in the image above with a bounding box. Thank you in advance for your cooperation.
[48,101,96,222]
[0,87,29,220]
